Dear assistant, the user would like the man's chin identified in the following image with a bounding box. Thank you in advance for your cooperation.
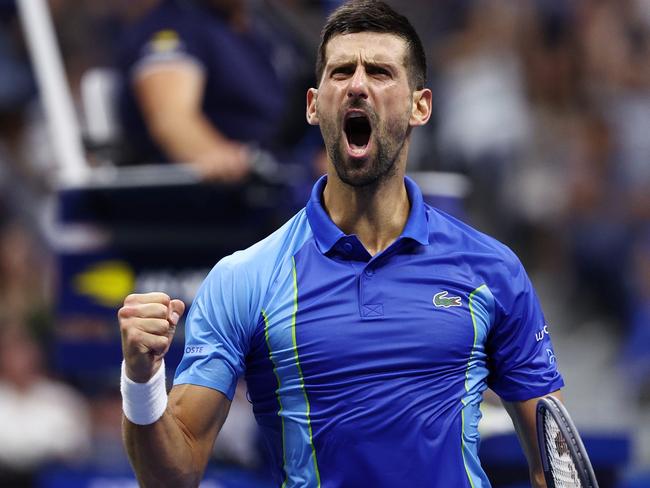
[334,164,390,188]
[339,175,376,188]
[329,143,395,187]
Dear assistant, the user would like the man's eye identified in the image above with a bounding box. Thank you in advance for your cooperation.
[367,67,390,77]
[331,67,354,78]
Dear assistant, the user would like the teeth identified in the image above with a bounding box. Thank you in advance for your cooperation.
[347,112,366,119]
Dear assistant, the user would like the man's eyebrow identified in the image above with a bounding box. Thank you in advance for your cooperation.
[328,60,356,70]
[327,58,399,70]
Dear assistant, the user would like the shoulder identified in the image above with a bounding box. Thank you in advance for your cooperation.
[203,209,312,295]
[426,206,529,300]
[427,206,520,267]
[130,1,206,32]
[426,208,540,328]
[118,2,211,64]
[192,210,312,332]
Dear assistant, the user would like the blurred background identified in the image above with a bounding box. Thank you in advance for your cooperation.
[0,0,648,487]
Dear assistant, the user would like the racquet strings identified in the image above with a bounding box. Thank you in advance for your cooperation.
[543,409,583,487]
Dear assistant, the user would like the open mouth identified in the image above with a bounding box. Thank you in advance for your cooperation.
[344,112,372,151]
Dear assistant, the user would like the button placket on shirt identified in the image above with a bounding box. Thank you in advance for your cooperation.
[359,259,383,318]
[335,236,385,319]
[356,239,410,319]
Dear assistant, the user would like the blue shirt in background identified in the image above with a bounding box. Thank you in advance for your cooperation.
[117,0,289,164]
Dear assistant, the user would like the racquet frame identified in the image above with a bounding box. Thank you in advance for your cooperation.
[536,395,599,488]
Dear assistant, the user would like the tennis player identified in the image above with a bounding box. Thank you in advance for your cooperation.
[119,1,564,487]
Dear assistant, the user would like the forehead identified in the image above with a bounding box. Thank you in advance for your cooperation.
[324,32,409,67]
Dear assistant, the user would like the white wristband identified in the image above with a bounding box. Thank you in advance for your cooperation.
[120,360,168,425]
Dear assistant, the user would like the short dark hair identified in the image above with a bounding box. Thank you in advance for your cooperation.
[315,0,427,89]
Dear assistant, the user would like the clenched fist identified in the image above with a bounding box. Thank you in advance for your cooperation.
[119,292,186,383]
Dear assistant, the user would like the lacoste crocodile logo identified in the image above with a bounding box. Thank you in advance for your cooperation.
[433,291,462,308]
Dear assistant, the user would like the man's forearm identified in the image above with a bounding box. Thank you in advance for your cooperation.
[148,111,228,163]
[123,409,201,488]
[503,391,563,488]
[529,466,547,488]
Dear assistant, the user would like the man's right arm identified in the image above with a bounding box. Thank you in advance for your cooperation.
[132,62,251,182]
[119,292,231,487]
[123,384,231,487]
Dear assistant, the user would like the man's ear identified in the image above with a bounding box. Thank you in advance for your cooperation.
[306,88,319,125]
[409,88,432,127]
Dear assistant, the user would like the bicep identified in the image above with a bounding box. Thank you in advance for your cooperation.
[168,383,231,469]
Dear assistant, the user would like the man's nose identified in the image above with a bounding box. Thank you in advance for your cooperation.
[347,66,369,99]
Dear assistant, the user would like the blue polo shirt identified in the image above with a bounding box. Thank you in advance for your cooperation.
[174,176,564,487]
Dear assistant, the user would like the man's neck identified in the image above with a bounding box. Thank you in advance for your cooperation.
[322,171,410,257]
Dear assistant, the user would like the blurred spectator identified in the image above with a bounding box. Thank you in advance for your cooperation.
[87,387,132,471]
[562,110,632,319]
[0,4,46,215]
[498,1,580,270]
[433,0,533,236]
[545,0,650,326]
[623,231,650,403]
[579,0,650,214]
[117,0,322,182]
[0,221,52,328]
[627,232,650,404]
[0,7,33,118]
[0,324,91,487]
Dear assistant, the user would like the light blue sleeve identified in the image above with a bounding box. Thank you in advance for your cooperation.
[173,258,257,400]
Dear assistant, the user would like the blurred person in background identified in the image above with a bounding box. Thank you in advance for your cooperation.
[0,221,53,328]
[571,0,650,319]
[117,0,323,182]
[562,111,631,320]
[533,0,650,383]
[86,386,134,472]
[507,0,650,409]
[433,0,533,238]
[623,232,650,404]
[0,1,52,233]
[0,324,91,487]
[0,1,34,168]
[503,0,581,271]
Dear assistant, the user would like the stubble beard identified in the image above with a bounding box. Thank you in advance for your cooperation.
[320,107,411,189]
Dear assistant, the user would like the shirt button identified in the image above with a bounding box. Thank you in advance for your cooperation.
[364,268,374,277]
[343,242,353,253]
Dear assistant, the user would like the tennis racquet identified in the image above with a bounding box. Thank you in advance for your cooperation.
[536,396,599,488]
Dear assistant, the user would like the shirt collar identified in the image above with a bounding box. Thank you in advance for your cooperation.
[305,175,430,255]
